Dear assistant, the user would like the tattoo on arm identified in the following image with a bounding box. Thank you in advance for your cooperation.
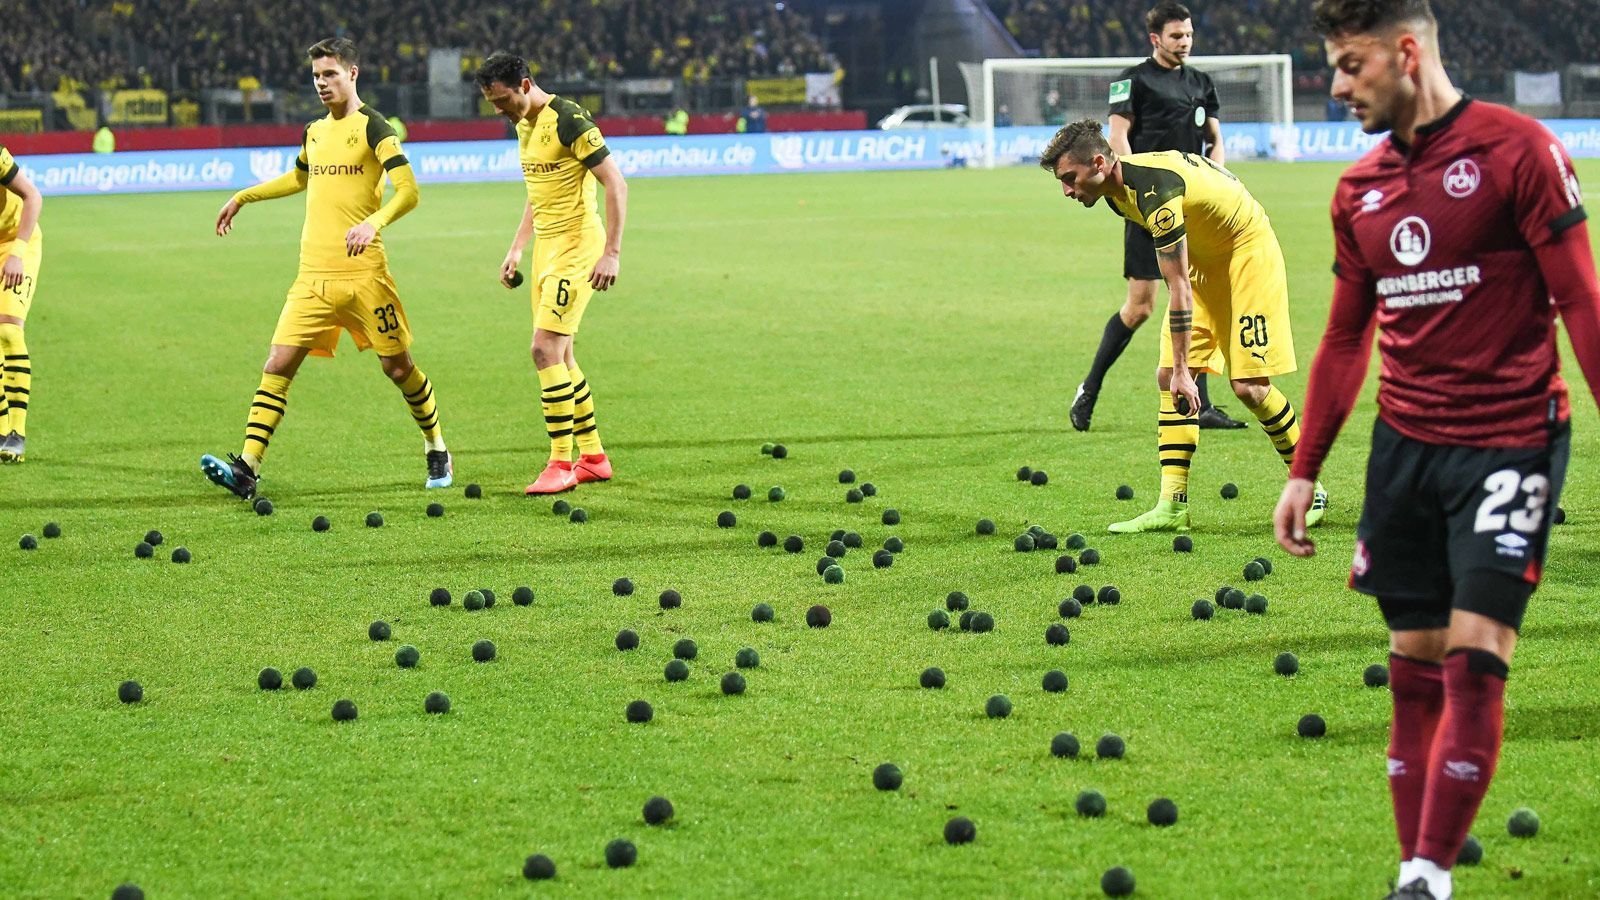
[1168,309,1193,334]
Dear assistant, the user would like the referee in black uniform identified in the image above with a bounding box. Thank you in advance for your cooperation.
[1069,1,1246,432]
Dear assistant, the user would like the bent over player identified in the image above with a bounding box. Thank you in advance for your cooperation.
[476,52,628,495]
[1042,120,1328,533]
[0,143,42,462]
[1278,3,1600,898]
[203,38,450,498]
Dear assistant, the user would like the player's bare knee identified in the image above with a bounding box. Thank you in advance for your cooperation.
[262,346,304,379]
[1230,377,1269,407]
[1389,628,1448,663]
[379,353,414,383]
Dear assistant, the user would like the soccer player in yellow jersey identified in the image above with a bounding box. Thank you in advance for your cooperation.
[0,143,43,463]
[475,52,629,495]
[202,38,451,499]
[1041,119,1328,532]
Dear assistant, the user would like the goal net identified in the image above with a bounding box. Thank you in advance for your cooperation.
[959,55,1294,166]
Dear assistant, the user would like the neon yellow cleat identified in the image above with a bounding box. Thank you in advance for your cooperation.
[1306,481,1329,528]
[1108,499,1191,533]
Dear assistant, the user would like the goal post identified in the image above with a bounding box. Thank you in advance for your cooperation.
[962,54,1294,166]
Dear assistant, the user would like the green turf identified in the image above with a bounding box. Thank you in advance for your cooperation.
[2,161,1597,897]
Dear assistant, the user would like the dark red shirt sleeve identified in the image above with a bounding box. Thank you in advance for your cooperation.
[1538,220,1600,415]
[1291,192,1379,482]
[1510,125,1588,248]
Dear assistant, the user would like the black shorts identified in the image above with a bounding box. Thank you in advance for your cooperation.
[1353,417,1570,631]
[1123,220,1160,281]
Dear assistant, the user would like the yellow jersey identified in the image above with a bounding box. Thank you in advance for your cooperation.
[0,146,28,245]
[1108,150,1272,266]
[517,95,611,236]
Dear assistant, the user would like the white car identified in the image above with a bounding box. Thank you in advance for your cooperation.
[877,104,971,129]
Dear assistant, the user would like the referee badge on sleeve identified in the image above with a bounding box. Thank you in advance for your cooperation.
[1109,80,1132,103]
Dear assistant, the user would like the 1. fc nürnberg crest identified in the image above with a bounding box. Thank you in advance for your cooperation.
[1443,158,1480,198]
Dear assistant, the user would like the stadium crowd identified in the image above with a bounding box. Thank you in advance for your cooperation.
[0,0,835,94]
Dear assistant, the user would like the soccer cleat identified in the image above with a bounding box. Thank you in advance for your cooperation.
[1198,404,1248,429]
[1108,499,1191,533]
[200,452,258,500]
[1306,481,1330,527]
[0,432,23,463]
[1383,878,1442,900]
[425,449,453,489]
[575,453,612,484]
[525,460,577,495]
[1069,383,1097,432]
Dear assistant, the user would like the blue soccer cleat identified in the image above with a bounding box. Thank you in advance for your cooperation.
[201,452,258,500]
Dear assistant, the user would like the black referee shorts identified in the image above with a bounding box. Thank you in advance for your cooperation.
[1123,220,1160,281]
[1352,417,1570,632]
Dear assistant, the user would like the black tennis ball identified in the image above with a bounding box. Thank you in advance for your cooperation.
[783,535,803,553]
[770,443,787,459]
[1220,482,1239,499]
[757,530,778,548]
[1028,525,1046,537]
[118,680,143,703]
[664,659,689,681]
[760,442,775,455]
[368,620,391,641]
[970,611,995,633]
[884,536,905,553]
[522,854,555,880]
[1245,594,1269,614]
[134,541,153,558]
[882,508,900,526]
[1073,584,1095,604]
[859,482,877,497]
[1508,808,1540,837]
[1035,532,1059,550]
[512,586,534,606]
[823,565,845,584]
[825,539,847,559]
[613,577,634,597]
[395,645,420,668]
[463,590,485,612]
[1014,533,1036,552]
[426,502,444,518]
[1254,556,1274,575]
[1055,554,1078,574]
[1148,797,1178,827]
[553,499,571,515]
[143,529,164,546]
[1079,548,1101,566]
[845,488,864,503]
[1066,533,1088,551]
[751,603,775,622]
[946,591,970,611]
[464,483,482,499]
[1115,485,1134,501]
[1030,470,1049,486]
[643,795,675,825]
[843,531,863,548]
[625,700,653,723]
[18,534,37,550]
[976,518,996,535]
[1097,585,1121,605]
[806,604,832,627]
[716,511,736,528]
[258,667,283,690]
[1243,561,1266,582]
[839,469,856,484]
[1364,663,1390,688]
[735,647,760,668]
[250,497,274,517]
[872,549,894,569]
[112,885,145,900]
[569,508,588,523]
[1223,588,1246,609]
[1058,597,1083,619]
[1297,713,1327,738]
[1016,466,1033,481]
[872,763,903,791]
[985,694,1012,718]
[1552,506,1567,525]
[1075,789,1107,817]
[958,610,975,631]
[604,838,637,868]
[425,691,451,713]
[1192,599,1215,620]
[920,667,945,689]
[1101,866,1136,897]
[1457,835,1484,865]
[928,609,951,630]
[720,671,747,695]
[312,515,331,532]
[658,589,681,609]
[673,638,698,660]
[1274,652,1300,676]
[1096,733,1126,759]
[616,629,640,651]
[1045,623,1070,646]
[944,816,976,844]
[769,486,787,502]
[480,589,496,608]
[365,512,383,528]
[171,547,192,564]
[1174,535,1193,553]
[291,666,317,690]
[1042,669,1069,693]
[331,698,358,722]
[429,587,452,607]
[733,484,752,500]
[1050,732,1080,758]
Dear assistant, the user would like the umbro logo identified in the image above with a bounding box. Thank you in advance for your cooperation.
[1495,532,1529,558]
[1361,189,1383,212]
[1387,758,1406,777]
[1443,760,1481,782]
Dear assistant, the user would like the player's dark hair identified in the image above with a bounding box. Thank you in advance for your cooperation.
[1145,2,1192,35]
[1039,119,1114,171]
[1312,0,1437,37]
[475,52,532,90]
[307,38,359,68]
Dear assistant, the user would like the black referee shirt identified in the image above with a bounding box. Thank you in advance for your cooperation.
[1108,58,1219,155]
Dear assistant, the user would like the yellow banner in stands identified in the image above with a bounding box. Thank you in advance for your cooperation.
[745,77,806,106]
[0,109,44,133]
[108,89,169,125]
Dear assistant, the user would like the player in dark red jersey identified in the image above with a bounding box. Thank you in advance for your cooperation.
[1279,2,1600,898]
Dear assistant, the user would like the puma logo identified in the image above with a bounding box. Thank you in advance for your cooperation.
[551,308,565,320]
[1143,188,1157,199]
[1251,351,1267,363]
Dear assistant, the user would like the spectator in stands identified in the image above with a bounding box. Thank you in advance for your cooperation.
[743,96,768,133]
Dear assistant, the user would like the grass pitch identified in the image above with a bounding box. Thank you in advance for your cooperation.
[2,161,1597,897]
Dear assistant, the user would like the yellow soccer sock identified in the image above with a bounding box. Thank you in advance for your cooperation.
[537,363,575,462]
[0,365,9,435]
[1249,386,1300,468]
[240,373,292,471]
[1158,390,1198,504]
[398,367,446,451]
[568,363,604,456]
[0,323,28,437]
